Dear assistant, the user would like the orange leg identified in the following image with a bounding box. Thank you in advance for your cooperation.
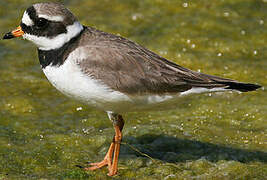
[85,113,124,176]
[85,142,114,171]
[108,122,123,176]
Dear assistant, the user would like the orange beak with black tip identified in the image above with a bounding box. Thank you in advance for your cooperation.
[3,26,24,39]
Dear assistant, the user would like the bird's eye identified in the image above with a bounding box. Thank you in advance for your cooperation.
[35,18,48,28]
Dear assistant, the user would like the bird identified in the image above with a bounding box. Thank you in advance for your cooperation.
[3,2,261,176]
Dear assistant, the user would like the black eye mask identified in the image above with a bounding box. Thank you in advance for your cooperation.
[20,5,67,38]
[35,18,48,29]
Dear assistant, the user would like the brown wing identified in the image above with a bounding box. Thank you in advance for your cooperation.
[76,27,260,95]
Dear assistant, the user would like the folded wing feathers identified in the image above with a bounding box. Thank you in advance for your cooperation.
[78,27,261,94]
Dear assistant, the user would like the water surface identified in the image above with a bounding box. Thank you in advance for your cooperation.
[0,0,266,179]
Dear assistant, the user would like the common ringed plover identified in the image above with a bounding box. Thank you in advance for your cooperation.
[3,2,261,176]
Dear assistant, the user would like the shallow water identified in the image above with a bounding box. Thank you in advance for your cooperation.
[0,0,266,179]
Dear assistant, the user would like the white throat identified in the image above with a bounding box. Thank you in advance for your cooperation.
[23,21,83,51]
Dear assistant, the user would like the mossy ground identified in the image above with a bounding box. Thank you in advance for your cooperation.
[0,0,266,179]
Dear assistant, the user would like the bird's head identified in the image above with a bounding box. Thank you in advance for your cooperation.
[3,2,84,51]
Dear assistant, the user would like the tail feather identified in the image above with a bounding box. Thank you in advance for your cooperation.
[178,69,261,93]
[219,81,262,92]
[187,72,262,92]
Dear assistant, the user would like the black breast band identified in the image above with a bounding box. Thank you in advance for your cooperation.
[38,27,85,68]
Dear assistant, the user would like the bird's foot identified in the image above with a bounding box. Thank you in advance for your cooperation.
[85,158,111,171]
[85,157,118,176]
[84,142,115,175]
[85,113,124,176]
[85,159,117,176]
[107,165,118,176]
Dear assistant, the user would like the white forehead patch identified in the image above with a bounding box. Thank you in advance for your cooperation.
[38,14,64,22]
[22,11,34,26]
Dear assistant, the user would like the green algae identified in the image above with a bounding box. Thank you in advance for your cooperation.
[0,0,266,179]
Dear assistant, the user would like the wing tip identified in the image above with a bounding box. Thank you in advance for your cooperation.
[224,82,262,92]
